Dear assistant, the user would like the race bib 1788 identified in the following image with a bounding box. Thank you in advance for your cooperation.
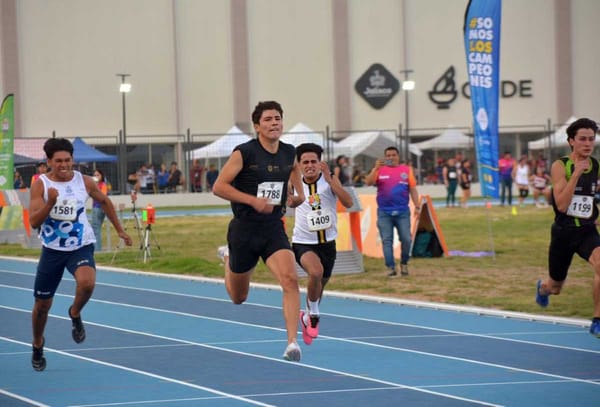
[257,182,284,205]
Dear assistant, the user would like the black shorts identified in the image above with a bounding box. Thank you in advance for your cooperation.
[548,223,600,281]
[34,244,96,299]
[292,241,337,280]
[227,218,291,273]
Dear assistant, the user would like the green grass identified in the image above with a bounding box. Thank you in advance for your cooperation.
[1,204,595,320]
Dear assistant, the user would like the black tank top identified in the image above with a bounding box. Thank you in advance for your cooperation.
[231,139,296,221]
[552,156,599,228]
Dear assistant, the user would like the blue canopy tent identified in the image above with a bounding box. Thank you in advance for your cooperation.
[13,153,38,166]
[72,137,117,163]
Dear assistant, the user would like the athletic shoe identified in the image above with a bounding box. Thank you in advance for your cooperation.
[400,264,409,276]
[217,245,229,262]
[535,279,549,308]
[69,306,86,344]
[31,338,46,371]
[299,311,313,345]
[387,267,397,277]
[307,314,320,339]
[282,341,301,362]
[590,320,600,338]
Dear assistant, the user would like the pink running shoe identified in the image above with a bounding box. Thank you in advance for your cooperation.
[299,311,313,345]
[307,314,320,339]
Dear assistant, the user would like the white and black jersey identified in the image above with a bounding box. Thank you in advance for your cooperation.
[292,173,339,244]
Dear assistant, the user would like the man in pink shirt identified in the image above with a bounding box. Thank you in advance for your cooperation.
[498,151,515,206]
[365,146,420,277]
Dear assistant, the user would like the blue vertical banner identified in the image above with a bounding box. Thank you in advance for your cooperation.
[464,0,501,199]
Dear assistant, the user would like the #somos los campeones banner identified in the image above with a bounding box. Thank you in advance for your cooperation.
[0,94,15,190]
[464,0,501,199]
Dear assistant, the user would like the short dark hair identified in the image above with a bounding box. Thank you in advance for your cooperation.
[384,146,400,155]
[566,118,598,139]
[43,138,73,159]
[296,143,323,161]
[251,101,283,125]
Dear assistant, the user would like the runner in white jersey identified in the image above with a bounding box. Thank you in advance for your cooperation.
[38,171,96,249]
[292,143,353,345]
[28,138,132,371]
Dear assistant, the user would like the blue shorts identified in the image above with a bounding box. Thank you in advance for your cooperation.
[33,244,96,299]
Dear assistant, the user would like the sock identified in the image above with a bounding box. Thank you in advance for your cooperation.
[308,300,319,316]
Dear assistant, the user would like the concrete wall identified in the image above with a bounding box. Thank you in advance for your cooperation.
[1,0,598,140]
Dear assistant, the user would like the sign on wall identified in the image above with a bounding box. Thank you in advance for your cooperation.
[354,63,399,110]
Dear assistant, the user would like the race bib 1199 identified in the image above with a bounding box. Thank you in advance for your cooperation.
[566,195,593,219]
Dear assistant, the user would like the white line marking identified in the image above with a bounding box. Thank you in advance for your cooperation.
[1,336,275,407]
[0,388,50,407]
[1,308,499,407]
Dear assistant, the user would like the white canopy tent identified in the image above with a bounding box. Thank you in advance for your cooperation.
[413,128,473,151]
[334,131,422,159]
[281,122,325,147]
[528,116,577,150]
[190,126,251,160]
[333,131,423,183]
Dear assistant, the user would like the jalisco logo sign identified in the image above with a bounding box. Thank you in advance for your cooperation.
[354,63,399,110]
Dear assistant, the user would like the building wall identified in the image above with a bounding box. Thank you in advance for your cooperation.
[2,0,599,141]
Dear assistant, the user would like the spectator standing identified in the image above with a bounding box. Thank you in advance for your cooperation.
[14,170,26,189]
[91,169,108,251]
[499,151,516,206]
[167,161,183,193]
[459,158,473,208]
[31,162,48,187]
[334,155,353,186]
[145,163,156,194]
[156,163,169,193]
[364,146,420,277]
[515,155,531,206]
[443,157,458,207]
[190,159,204,192]
[435,158,445,184]
[205,164,219,192]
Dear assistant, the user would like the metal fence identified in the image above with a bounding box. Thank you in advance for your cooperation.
[13,120,573,193]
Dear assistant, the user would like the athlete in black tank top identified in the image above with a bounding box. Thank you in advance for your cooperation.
[535,118,600,338]
[231,138,296,221]
[212,101,306,361]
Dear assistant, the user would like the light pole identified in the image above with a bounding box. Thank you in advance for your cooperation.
[117,73,131,194]
[400,69,415,164]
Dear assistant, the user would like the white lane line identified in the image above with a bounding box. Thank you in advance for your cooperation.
[0,388,50,407]
[0,307,499,407]
[1,336,275,407]
[1,278,598,356]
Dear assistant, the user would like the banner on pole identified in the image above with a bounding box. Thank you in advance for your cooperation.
[0,94,15,190]
[464,0,501,198]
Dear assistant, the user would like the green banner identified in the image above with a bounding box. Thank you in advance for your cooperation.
[0,94,15,190]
